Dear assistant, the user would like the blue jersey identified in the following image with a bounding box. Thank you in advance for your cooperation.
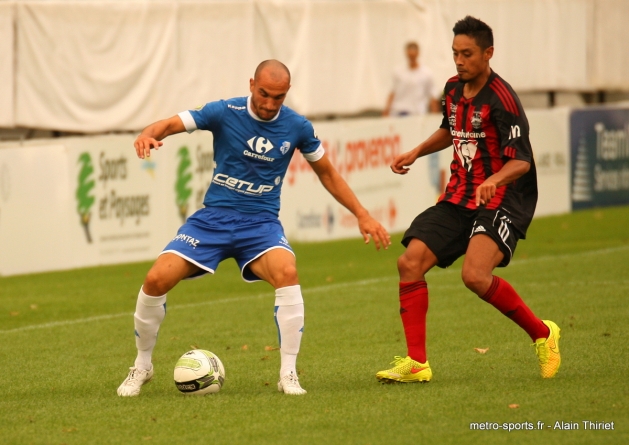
[178,96,323,215]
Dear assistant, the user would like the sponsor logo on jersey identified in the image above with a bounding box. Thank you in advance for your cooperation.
[247,136,274,154]
[449,104,457,128]
[509,125,521,139]
[280,141,291,155]
[245,136,275,162]
[451,129,486,139]
[212,173,274,195]
[471,111,483,130]
[243,150,275,162]
[228,104,246,111]
[453,139,478,171]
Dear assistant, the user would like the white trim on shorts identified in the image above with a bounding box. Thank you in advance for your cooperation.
[240,246,295,283]
[160,249,215,279]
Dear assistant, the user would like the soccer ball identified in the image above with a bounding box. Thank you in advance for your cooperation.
[173,349,225,395]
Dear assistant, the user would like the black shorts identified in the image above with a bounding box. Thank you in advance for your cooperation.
[402,201,523,268]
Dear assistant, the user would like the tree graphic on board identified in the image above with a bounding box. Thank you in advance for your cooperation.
[175,146,193,223]
[76,152,95,243]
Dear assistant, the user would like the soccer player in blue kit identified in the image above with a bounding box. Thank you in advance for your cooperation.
[117,60,391,396]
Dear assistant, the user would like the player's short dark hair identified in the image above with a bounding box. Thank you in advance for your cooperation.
[452,16,493,50]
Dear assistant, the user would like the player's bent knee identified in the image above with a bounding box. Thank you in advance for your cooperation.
[143,269,173,296]
[276,263,298,287]
[397,255,414,275]
[397,253,428,281]
[461,267,490,296]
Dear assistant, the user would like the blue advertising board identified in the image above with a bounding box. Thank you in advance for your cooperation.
[570,107,629,210]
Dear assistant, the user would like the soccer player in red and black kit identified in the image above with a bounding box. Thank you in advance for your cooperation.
[376,16,561,383]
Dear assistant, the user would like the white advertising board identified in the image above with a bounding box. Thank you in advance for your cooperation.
[280,115,443,241]
[0,145,71,276]
[0,108,572,276]
[61,132,215,272]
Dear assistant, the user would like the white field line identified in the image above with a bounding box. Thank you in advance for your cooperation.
[1,244,627,335]
[0,277,394,335]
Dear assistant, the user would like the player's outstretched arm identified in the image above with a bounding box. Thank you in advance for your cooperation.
[475,159,530,206]
[134,115,187,159]
[309,154,391,250]
[390,127,452,174]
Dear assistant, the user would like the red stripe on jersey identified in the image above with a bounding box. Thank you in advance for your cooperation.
[504,146,516,158]
[490,79,519,116]
[494,78,519,115]
[492,78,518,114]
[468,105,486,208]
[489,82,516,115]
[482,106,509,210]
[447,75,460,83]
[487,182,508,210]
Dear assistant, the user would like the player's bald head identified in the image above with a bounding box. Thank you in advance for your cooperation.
[249,60,291,121]
[254,60,291,85]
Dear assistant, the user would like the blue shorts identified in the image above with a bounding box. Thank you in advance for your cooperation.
[161,207,293,282]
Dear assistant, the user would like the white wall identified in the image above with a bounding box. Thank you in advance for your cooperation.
[0,3,14,127]
[0,0,626,131]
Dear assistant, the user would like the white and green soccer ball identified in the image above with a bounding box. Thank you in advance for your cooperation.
[173,349,225,395]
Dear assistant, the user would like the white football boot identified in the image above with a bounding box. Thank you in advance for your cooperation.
[277,371,307,395]
[117,366,154,397]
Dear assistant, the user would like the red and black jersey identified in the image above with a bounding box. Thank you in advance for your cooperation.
[438,70,538,237]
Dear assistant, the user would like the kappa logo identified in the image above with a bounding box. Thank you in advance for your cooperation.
[471,111,482,130]
[247,136,274,154]
[453,139,478,171]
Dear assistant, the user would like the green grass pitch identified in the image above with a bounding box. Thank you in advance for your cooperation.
[1,206,628,444]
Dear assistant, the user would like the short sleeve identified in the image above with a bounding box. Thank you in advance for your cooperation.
[184,101,226,132]
[493,107,533,162]
[298,119,324,162]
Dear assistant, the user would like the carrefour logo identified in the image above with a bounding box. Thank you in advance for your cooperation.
[247,136,274,154]
[245,136,275,162]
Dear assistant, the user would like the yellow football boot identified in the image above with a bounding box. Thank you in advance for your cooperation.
[533,320,561,378]
[376,356,432,383]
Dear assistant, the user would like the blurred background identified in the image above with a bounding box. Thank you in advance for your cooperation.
[0,0,627,136]
[0,0,627,276]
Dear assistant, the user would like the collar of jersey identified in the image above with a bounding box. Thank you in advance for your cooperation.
[247,96,281,123]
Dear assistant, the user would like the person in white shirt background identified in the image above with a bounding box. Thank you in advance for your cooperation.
[383,41,441,117]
